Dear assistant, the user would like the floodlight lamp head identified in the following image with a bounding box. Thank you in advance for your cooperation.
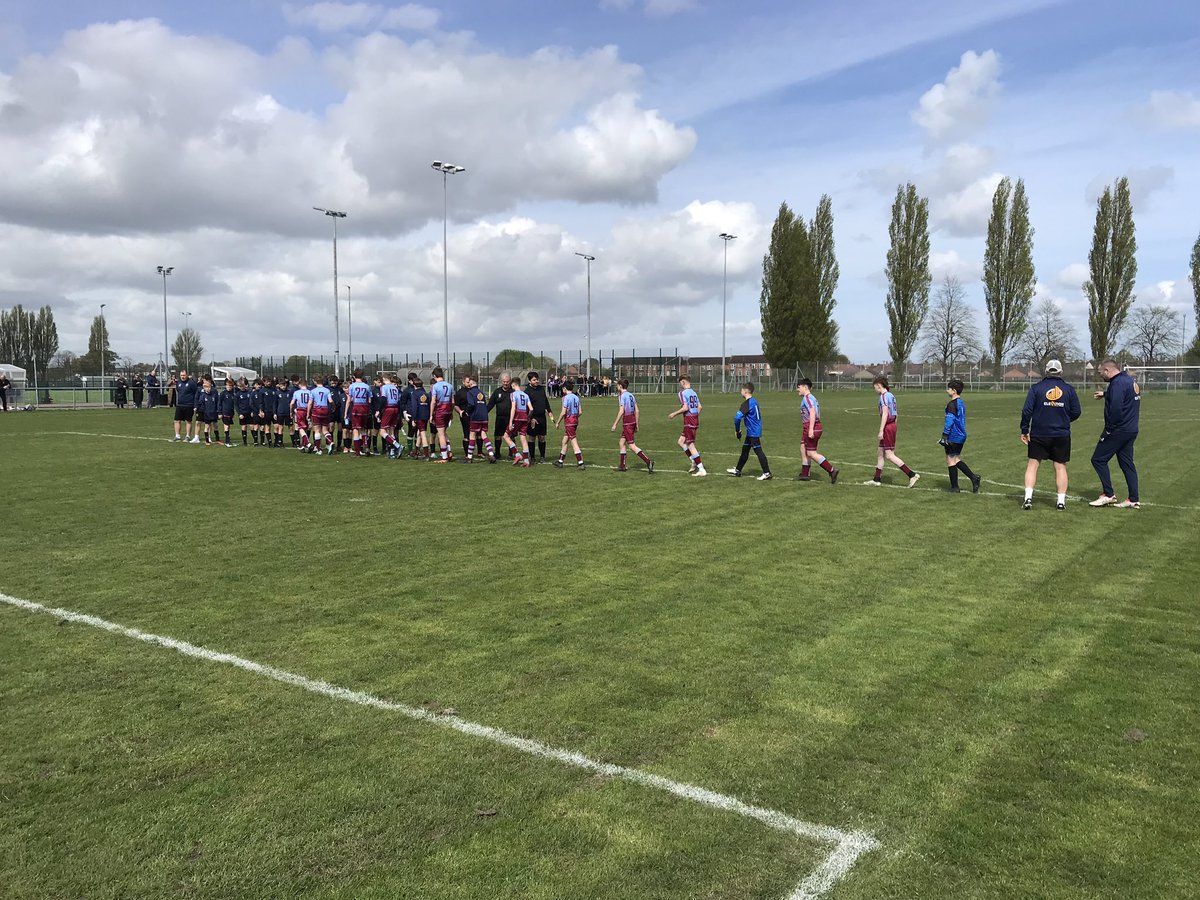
[575,252,595,261]
[720,232,737,241]
[431,160,442,168]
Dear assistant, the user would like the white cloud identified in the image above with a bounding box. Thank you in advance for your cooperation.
[0,21,695,237]
[930,250,982,283]
[1084,165,1174,213]
[913,49,1001,143]
[282,2,440,33]
[1142,90,1200,129]
[600,0,698,16]
[1055,263,1090,291]
[0,199,764,360]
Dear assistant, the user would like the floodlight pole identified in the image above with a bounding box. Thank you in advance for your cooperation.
[313,207,347,377]
[431,161,465,373]
[343,284,352,368]
[157,266,173,377]
[719,233,737,392]
[99,304,107,388]
[575,252,595,380]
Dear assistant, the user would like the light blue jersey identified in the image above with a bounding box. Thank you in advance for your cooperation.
[879,390,897,421]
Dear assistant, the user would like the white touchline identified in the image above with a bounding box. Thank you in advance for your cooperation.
[1,591,879,899]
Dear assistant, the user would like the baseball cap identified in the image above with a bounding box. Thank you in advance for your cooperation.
[1045,359,1063,374]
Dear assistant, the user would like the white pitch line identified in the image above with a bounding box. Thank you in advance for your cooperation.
[0,592,878,898]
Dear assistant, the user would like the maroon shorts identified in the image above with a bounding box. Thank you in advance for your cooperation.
[880,421,897,450]
[380,407,399,429]
[432,405,453,429]
[469,421,489,436]
[415,419,428,431]
[312,408,330,426]
[294,409,309,430]
[621,421,637,443]
[351,407,372,430]
[802,424,822,452]
[681,414,699,445]
[563,415,579,440]
[507,417,529,437]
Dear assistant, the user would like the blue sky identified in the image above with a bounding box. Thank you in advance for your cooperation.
[0,0,1197,364]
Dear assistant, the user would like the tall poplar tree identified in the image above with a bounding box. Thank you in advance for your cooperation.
[760,202,811,369]
[1084,177,1137,360]
[884,183,931,379]
[983,177,1036,379]
[1189,230,1199,355]
[804,194,840,364]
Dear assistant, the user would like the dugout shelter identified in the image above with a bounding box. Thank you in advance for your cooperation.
[0,364,27,405]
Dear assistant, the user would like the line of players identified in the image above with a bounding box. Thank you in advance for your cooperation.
[167,366,946,487]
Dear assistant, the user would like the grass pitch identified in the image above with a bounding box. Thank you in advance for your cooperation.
[2,389,1198,899]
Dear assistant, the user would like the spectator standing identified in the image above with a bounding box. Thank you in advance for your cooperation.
[146,372,160,408]
[0,373,10,411]
[114,376,128,409]
[132,375,145,409]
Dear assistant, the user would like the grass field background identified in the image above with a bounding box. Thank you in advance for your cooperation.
[2,389,1198,899]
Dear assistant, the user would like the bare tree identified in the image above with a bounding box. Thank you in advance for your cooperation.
[1125,305,1180,363]
[1020,297,1079,367]
[920,275,983,377]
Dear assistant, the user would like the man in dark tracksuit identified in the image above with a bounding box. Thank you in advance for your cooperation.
[1019,359,1081,510]
[488,373,514,458]
[1089,360,1141,508]
[173,371,198,442]
[453,375,473,459]
[525,371,553,463]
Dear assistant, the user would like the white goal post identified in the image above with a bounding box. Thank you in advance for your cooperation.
[1122,365,1200,389]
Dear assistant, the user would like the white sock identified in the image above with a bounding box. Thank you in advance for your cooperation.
[1024,487,1034,501]
[1057,492,1066,505]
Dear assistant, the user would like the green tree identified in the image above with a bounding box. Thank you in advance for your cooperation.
[79,315,118,374]
[759,201,813,369]
[983,177,1036,379]
[805,194,840,363]
[0,305,32,368]
[31,307,59,375]
[172,327,204,372]
[491,349,555,373]
[1190,230,1200,355]
[1084,177,1137,360]
[884,183,931,378]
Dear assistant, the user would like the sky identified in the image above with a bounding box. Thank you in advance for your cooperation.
[0,0,1197,366]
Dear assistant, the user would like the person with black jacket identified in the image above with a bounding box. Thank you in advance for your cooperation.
[114,376,128,409]
[488,372,514,458]
[132,375,145,409]
[1019,359,1081,510]
[172,370,198,442]
[525,371,554,463]
[1088,360,1142,509]
[453,374,473,458]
